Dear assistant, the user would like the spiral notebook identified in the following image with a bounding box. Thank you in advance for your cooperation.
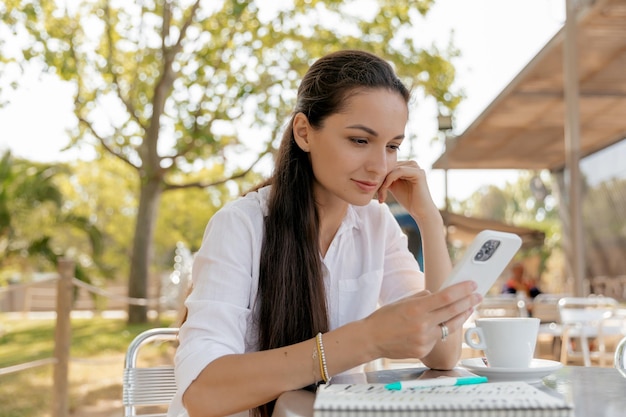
[313,381,573,417]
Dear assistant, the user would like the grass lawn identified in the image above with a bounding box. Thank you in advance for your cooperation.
[0,314,175,417]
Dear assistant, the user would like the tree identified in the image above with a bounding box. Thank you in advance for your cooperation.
[1,0,461,322]
[55,156,138,279]
[0,151,102,284]
[56,155,235,287]
[453,171,561,280]
[580,177,626,277]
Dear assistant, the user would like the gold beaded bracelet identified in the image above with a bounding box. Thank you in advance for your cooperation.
[315,332,329,383]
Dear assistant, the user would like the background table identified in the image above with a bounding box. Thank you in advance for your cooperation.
[273,366,626,417]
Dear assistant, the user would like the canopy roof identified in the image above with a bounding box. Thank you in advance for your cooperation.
[442,211,546,249]
[433,0,626,171]
[393,208,545,249]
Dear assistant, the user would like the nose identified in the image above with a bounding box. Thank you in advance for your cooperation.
[365,146,389,176]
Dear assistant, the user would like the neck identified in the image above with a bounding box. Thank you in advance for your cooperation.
[316,200,348,257]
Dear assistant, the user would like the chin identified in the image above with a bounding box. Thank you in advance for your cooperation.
[347,193,377,207]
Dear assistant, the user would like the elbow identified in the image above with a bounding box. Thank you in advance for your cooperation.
[436,355,460,371]
[421,343,462,371]
[422,355,459,371]
[182,384,222,417]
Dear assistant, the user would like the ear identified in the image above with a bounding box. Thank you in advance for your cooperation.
[293,112,312,152]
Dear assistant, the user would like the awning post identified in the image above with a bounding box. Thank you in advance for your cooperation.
[564,0,586,296]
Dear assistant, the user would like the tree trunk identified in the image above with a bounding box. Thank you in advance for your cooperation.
[127,177,162,323]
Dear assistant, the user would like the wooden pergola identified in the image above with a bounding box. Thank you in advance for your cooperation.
[432,0,626,296]
[433,0,626,171]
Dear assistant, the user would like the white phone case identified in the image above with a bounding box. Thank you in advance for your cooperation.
[439,230,523,296]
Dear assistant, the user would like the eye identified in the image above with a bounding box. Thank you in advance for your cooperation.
[350,137,368,145]
[387,143,401,152]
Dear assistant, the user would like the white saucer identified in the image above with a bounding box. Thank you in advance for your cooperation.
[460,358,563,383]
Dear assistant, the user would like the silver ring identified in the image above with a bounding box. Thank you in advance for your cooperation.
[439,322,449,342]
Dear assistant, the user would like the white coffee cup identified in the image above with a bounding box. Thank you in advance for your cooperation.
[615,336,626,378]
[464,317,540,368]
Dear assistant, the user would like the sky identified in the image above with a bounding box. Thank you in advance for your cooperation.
[0,0,566,207]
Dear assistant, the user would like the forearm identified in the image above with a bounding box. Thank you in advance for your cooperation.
[412,209,461,369]
[183,320,374,417]
[413,209,451,292]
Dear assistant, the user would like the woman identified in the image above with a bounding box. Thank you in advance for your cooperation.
[503,262,542,298]
[168,50,481,417]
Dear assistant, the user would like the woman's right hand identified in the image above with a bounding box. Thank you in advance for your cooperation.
[363,280,481,360]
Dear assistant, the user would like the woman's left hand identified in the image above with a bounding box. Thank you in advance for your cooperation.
[377,160,438,222]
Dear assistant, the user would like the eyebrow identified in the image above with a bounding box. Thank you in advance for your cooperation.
[346,124,405,140]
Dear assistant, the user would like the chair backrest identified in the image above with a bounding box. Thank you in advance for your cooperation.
[123,327,179,417]
[557,296,618,325]
[476,294,527,318]
[532,293,568,323]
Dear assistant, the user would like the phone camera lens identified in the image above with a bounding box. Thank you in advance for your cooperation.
[473,240,501,262]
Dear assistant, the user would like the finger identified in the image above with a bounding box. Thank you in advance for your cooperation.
[433,308,474,343]
[377,185,387,203]
[431,292,481,329]
[419,282,480,325]
[397,282,476,329]
[430,280,478,308]
[439,308,474,337]
[381,165,414,188]
[380,161,420,188]
[396,160,420,169]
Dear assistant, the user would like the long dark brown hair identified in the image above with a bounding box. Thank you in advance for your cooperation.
[256,50,410,417]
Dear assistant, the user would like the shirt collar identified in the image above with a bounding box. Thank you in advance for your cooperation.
[259,185,365,233]
[337,204,363,235]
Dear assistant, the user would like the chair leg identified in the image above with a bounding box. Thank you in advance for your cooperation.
[552,336,561,362]
[560,330,570,365]
[581,336,591,367]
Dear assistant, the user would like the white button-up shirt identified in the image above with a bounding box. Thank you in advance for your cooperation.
[168,186,424,417]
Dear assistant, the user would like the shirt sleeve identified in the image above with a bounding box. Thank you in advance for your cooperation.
[173,202,261,397]
[378,204,425,304]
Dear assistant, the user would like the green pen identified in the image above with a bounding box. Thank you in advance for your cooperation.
[384,376,488,390]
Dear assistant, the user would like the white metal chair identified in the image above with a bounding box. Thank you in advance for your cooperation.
[558,296,623,367]
[475,294,528,318]
[532,293,567,323]
[532,294,568,361]
[123,327,179,417]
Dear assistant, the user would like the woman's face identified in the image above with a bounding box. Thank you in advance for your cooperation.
[294,88,408,208]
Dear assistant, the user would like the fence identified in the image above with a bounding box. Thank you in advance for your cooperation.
[0,258,189,417]
[2,259,625,417]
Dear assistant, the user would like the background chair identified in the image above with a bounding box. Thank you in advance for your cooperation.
[558,296,624,367]
[475,294,528,318]
[532,293,569,361]
[123,327,179,417]
[532,293,566,324]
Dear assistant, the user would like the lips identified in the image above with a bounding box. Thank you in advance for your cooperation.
[353,179,379,193]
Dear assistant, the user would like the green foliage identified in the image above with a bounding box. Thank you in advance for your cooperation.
[452,171,561,274]
[582,177,626,241]
[580,176,626,277]
[0,151,103,284]
[1,0,462,321]
[52,156,232,278]
[2,1,460,167]
[55,156,138,278]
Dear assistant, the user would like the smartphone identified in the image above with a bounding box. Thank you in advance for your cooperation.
[439,230,522,296]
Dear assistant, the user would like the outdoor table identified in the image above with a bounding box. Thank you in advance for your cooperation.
[273,365,626,417]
